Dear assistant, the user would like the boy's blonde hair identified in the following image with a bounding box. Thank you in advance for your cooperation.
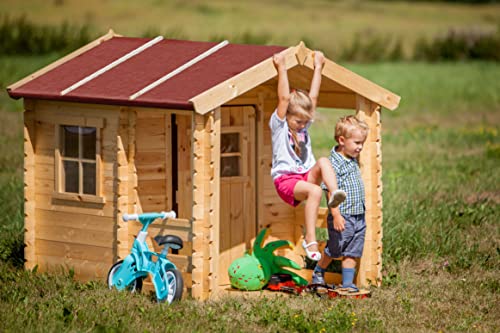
[335,115,369,143]
[287,89,313,121]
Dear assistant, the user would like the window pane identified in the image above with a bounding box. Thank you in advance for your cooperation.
[62,126,79,158]
[221,156,240,177]
[221,133,240,153]
[82,162,96,195]
[63,160,79,193]
[82,127,96,160]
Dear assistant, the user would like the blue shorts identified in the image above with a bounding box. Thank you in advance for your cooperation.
[325,213,366,258]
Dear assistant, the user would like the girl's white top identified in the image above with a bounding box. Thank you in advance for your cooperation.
[269,110,316,180]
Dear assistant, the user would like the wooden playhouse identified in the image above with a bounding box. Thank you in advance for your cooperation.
[7,31,400,300]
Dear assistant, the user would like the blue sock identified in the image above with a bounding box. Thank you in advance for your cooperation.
[342,267,356,287]
[313,265,326,275]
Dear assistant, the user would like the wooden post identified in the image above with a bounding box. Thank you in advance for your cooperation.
[24,105,36,270]
[176,115,192,218]
[128,110,137,222]
[356,95,383,287]
[191,109,220,300]
[117,108,130,260]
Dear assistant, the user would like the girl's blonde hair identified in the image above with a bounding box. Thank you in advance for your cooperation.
[335,115,369,143]
[287,89,313,121]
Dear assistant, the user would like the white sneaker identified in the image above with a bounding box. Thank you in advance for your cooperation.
[328,189,346,208]
[312,272,325,285]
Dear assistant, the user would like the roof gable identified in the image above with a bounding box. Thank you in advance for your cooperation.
[8,33,399,113]
[191,42,400,114]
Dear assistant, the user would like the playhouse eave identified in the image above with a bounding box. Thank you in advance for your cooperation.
[190,42,401,114]
[7,29,120,92]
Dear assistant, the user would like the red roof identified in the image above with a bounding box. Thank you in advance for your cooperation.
[8,37,286,110]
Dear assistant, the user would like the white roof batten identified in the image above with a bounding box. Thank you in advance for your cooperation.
[60,36,164,96]
[129,40,229,100]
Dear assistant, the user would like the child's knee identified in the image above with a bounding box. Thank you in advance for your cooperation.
[317,157,331,167]
[308,185,323,201]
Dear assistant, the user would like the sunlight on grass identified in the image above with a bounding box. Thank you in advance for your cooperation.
[0,56,499,331]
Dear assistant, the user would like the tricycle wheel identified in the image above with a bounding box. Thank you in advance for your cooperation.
[159,268,183,304]
[107,260,143,292]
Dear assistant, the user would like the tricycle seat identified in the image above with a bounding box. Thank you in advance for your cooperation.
[154,235,183,250]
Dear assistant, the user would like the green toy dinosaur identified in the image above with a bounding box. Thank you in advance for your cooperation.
[228,228,308,291]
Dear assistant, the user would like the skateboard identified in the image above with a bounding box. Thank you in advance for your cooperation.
[267,275,371,299]
[306,283,371,299]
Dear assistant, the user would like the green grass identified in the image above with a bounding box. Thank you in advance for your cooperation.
[1,56,499,331]
[1,0,499,57]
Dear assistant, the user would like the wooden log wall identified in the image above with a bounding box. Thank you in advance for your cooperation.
[117,108,130,259]
[176,114,193,218]
[24,103,36,270]
[356,95,383,287]
[191,109,220,300]
[125,108,194,296]
[135,110,170,212]
[28,100,118,281]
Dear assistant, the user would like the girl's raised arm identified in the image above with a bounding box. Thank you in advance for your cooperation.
[309,51,325,114]
[273,53,290,120]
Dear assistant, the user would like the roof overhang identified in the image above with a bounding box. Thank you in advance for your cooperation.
[190,42,400,114]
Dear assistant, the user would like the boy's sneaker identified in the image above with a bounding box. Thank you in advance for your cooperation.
[312,272,325,285]
[328,189,347,209]
[338,284,359,293]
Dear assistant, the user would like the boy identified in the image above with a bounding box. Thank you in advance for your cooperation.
[312,115,369,292]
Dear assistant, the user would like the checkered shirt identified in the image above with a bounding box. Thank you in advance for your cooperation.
[322,147,365,215]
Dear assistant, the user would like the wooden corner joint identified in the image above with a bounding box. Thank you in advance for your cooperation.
[295,41,310,65]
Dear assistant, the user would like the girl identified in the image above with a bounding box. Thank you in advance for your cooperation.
[269,51,346,261]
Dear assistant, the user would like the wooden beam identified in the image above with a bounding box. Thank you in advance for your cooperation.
[116,109,130,260]
[165,113,172,210]
[190,46,300,115]
[191,41,399,115]
[303,50,400,111]
[295,41,309,65]
[127,110,137,217]
[8,29,119,91]
[24,110,36,270]
[355,95,383,287]
[191,109,221,300]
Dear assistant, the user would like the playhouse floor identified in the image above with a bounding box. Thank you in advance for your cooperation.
[215,284,295,299]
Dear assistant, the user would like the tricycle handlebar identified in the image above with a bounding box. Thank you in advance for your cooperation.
[123,211,176,222]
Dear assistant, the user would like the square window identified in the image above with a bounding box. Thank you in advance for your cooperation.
[82,162,96,195]
[81,127,96,159]
[62,126,79,158]
[63,160,79,193]
[221,156,240,177]
[60,125,98,195]
[221,133,240,153]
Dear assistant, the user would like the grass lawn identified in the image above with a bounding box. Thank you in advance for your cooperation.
[1,0,500,57]
[0,55,499,331]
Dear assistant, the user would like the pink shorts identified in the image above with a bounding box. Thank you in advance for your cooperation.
[273,172,310,207]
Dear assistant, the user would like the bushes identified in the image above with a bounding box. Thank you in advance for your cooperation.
[0,15,94,56]
[0,177,24,267]
[414,28,500,61]
[1,15,499,61]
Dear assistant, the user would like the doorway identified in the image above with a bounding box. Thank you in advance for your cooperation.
[218,106,256,285]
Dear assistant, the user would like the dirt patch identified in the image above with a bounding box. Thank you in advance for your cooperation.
[465,191,500,205]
